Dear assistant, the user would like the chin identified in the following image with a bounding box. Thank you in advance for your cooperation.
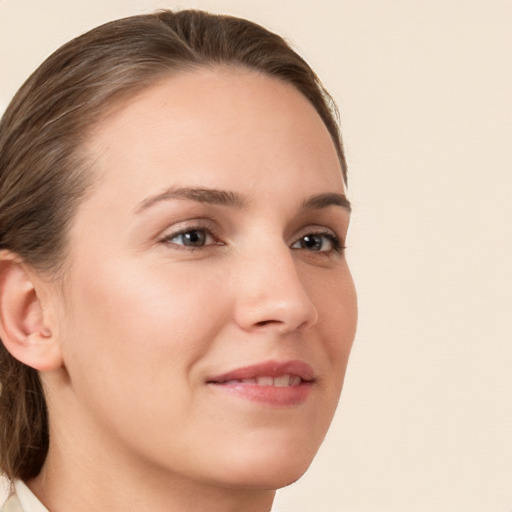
[221,461,311,491]
[209,436,320,491]
[254,462,310,490]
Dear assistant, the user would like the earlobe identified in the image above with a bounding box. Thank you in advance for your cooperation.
[0,251,63,371]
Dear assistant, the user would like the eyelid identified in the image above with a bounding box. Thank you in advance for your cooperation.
[290,225,346,253]
[157,219,223,249]
[292,224,343,242]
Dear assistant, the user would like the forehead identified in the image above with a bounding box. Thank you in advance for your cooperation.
[83,68,344,206]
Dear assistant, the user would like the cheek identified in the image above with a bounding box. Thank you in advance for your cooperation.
[308,263,357,356]
[59,257,230,396]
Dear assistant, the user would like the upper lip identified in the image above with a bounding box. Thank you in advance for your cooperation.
[206,360,316,383]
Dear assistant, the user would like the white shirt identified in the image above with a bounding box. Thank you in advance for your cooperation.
[1,481,48,512]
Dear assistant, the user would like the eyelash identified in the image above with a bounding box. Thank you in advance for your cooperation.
[159,225,345,254]
[159,223,222,251]
[291,230,345,254]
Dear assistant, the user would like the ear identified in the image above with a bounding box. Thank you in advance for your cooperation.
[0,251,63,371]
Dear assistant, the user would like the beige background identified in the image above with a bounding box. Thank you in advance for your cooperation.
[1,1,511,511]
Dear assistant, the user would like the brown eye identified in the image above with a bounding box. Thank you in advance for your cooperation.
[301,235,325,251]
[165,229,213,247]
[291,233,341,253]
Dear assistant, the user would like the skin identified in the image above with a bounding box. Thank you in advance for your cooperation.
[28,68,357,512]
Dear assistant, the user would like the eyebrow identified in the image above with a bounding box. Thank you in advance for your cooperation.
[135,187,247,213]
[135,187,351,214]
[301,192,352,213]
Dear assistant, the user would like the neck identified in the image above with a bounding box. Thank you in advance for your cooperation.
[29,443,275,512]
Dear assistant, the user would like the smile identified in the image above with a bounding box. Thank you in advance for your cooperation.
[221,375,303,387]
[207,360,315,406]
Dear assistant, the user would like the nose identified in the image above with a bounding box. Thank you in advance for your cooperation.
[232,243,318,335]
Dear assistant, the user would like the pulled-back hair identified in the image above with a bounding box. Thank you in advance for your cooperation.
[0,9,347,480]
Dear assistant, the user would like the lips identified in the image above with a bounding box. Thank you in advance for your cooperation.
[222,374,303,387]
[206,360,315,406]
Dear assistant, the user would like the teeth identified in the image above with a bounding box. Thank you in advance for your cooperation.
[220,374,303,387]
[256,376,274,386]
[274,375,290,387]
[289,375,301,386]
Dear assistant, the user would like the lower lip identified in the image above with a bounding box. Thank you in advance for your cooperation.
[208,382,313,407]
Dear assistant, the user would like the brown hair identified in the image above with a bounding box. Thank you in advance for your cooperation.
[0,9,347,480]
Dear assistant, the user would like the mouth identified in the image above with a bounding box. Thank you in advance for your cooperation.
[206,360,315,407]
[219,374,305,387]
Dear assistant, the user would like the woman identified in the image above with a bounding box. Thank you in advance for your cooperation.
[0,9,357,512]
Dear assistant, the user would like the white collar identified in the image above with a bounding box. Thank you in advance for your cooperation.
[4,481,48,512]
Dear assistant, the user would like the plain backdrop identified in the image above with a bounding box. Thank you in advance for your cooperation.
[1,1,511,511]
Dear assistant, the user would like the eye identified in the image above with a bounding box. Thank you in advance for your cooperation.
[161,228,217,248]
[291,232,342,253]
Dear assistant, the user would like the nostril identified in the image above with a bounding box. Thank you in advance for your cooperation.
[255,320,275,328]
[253,318,311,331]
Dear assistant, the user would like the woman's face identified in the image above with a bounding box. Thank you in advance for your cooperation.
[48,69,357,489]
